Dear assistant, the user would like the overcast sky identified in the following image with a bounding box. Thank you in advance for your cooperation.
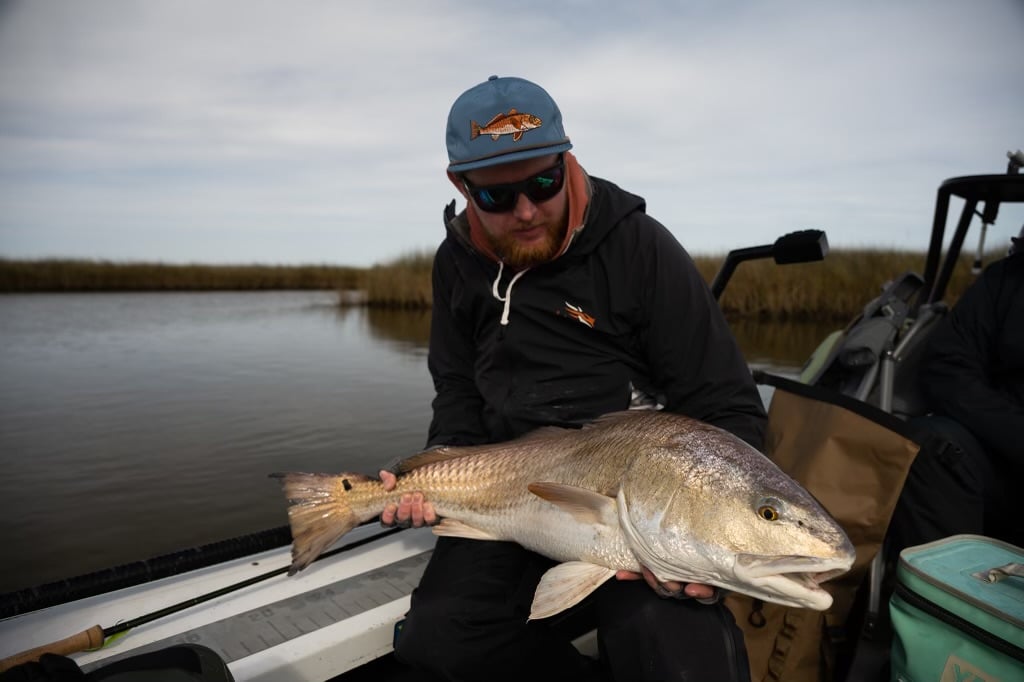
[1,0,1022,266]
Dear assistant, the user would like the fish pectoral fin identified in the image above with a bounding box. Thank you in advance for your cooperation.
[527,482,619,527]
[530,562,616,621]
[512,131,523,141]
[431,518,498,541]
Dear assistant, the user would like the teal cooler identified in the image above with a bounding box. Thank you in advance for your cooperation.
[890,535,1024,681]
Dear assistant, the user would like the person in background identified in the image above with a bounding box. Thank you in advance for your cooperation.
[888,226,1024,554]
[380,75,766,682]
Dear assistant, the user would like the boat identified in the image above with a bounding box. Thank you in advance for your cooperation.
[2,151,1022,681]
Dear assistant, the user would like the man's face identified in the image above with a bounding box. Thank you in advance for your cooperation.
[453,153,569,268]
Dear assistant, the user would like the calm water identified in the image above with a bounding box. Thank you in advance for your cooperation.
[0,292,834,594]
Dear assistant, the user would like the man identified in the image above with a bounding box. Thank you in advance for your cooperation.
[381,75,766,681]
[889,227,1024,552]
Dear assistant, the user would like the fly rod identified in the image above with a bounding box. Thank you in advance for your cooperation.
[0,525,403,672]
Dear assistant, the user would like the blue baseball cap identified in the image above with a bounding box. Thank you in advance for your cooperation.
[446,76,572,173]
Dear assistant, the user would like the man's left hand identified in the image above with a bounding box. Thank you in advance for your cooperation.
[379,470,438,528]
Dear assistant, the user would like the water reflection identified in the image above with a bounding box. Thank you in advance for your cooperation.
[0,292,436,594]
[365,307,432,350]
[730,317,840,370]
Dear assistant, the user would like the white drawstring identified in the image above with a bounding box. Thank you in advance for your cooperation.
[491,261,529,326]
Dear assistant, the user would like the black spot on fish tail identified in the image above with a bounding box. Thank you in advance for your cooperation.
[342,478,352,491]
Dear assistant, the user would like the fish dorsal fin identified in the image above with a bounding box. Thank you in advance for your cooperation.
[514,424,575,441]
[583,410,644,428]
[431,518,498,541]
[528,482,619,527]
[507,108,517,115]
[398,425,581,473]
[530,562,616,620]
[395,445,481,473]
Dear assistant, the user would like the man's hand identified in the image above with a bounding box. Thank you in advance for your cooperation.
[379,470,438,528]
[616,566,718,603]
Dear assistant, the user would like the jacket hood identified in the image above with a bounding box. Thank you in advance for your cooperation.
[565,174,647,260]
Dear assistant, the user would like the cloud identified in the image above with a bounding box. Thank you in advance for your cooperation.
[1,0,1022,264]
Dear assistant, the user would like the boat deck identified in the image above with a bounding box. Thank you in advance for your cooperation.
[0,526,436,682]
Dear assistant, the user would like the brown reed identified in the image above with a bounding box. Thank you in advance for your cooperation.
[0,248,994,321]
[0,259,362,292]
[694,249,983,321]
[361,250,434,309]
[360,248,986,321]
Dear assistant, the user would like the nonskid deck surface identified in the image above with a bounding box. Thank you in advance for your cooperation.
[82,551,431,672]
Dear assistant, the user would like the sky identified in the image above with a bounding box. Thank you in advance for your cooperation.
[1,0,1022,267]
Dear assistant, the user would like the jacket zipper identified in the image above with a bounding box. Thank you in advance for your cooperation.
[892,582,1024,663]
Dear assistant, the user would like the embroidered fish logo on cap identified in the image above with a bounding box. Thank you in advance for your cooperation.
[471,109,543,142]
[564,302,596,328]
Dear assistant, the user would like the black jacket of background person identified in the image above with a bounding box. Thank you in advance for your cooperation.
[920,250,1024,472]
[426,172,767,451]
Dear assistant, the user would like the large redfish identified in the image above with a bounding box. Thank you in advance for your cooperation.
[273,411,854,619]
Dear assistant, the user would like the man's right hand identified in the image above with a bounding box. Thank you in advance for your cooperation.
[379,470,438,528]
[615,566,719,603]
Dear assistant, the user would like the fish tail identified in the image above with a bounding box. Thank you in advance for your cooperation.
[470,121,481,139]
[271,472,372,575]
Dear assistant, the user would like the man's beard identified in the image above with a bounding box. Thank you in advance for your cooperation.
[486,221,568,268]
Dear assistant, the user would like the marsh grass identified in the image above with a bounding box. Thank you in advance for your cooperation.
[0,259,362,292]
[361,250,434,309]
[695,249,984,320]
[1,248,993,320]
[363,248,986,320]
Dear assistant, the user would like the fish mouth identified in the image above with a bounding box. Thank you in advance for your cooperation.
[734,554,855,610]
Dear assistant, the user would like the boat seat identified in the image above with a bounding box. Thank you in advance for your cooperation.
[865,302,948,420]
[800,271,925,409]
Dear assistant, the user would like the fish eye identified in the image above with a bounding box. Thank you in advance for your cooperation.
[757,505,779,522]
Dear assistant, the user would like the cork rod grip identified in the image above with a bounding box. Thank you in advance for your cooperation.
[0,624,104,673]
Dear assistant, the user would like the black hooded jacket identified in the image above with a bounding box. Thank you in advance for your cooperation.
[920,251,1024,471]
[426,173,767,449]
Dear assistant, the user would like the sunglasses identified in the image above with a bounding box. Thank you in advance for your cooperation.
[463,158,566,213]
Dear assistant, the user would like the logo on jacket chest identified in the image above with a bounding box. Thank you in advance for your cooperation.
[561,301,596,328]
